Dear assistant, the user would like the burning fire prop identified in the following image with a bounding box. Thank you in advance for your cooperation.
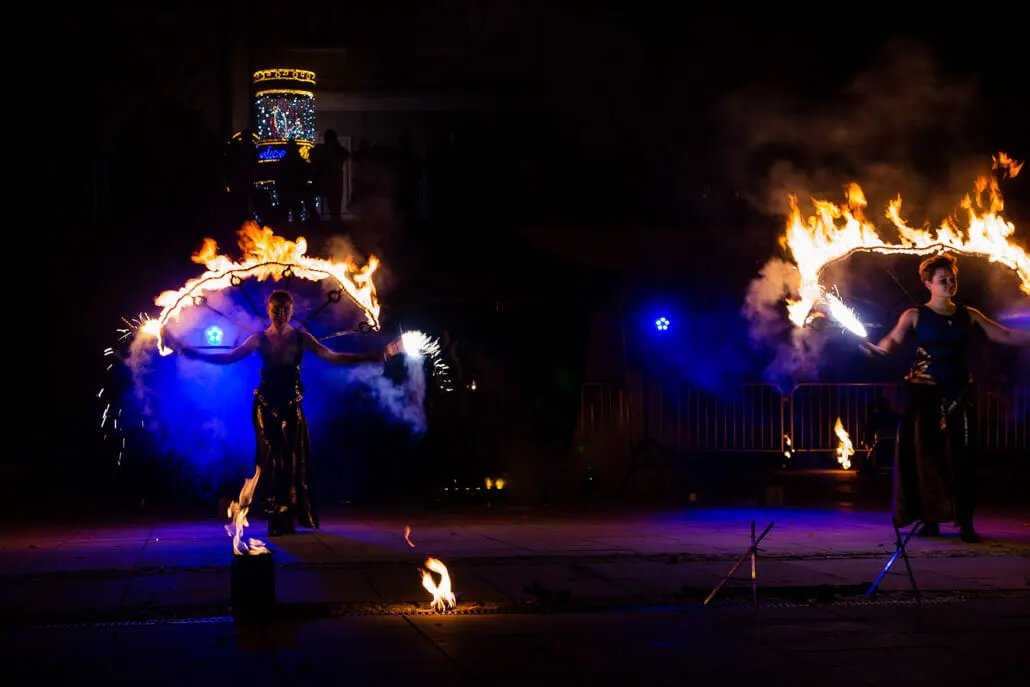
[226,467,268,555]
[782,153,1028,337]
[400,330,453,391]
[136,221,382,354]
[405,527,457,611]
[420,557,457,612]
[98,222,399,466]
[833,418,854,471]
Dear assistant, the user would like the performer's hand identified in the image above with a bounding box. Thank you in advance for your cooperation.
[383,339,404,360]
[163,330,183,354]
[860,340,887,358]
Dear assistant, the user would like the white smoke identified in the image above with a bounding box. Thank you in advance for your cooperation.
[740,256,828,389]
[346,356,428,433]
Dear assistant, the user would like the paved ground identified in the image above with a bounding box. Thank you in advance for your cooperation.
[2,470,1028,684]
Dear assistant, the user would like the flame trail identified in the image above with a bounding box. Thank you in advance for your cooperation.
[404,525,415,547]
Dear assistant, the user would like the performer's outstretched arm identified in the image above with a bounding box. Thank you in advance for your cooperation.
[174,333,261,364]
[300,331,401,365]
[969,307,1030,346]
[861,307,918,357]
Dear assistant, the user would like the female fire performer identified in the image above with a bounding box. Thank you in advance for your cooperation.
[166,289,403,536]
[861,253,1030,542]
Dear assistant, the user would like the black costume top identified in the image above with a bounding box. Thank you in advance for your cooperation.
[907,304,974,400]
[255,329,305,409]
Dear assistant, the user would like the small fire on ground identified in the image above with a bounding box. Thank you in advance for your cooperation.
[421,557,457,612]
[226,467,268,555]
[834,418,854,470]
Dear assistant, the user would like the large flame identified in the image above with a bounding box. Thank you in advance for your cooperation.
[140,221,381,353]
[420,557,457,612]
[783,153,1028,329]
[225,466,268,555]
[833,417,854,471]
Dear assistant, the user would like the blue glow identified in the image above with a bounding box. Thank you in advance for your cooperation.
[204,326,224,346]
[109,287,428,499]
[257,145,286,161]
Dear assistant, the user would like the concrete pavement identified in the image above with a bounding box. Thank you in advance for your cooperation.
[2,501,1028,625]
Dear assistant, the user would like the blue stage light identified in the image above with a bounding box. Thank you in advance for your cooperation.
[655,317,670,331]
[205,326,224,346]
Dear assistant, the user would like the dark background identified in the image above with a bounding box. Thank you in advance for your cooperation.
[26,2,1030,512]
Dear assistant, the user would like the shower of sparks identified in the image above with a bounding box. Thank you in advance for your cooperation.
[401,330,453,391]
[117,313,156,342]
[824,287,868,338]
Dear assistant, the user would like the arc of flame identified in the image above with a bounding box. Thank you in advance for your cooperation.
[140,221,381,354]
[420,557,457,612]
[404,525,415,547]
[833,417,854,471]
[225,466,268,555]
[783,153,1029,330]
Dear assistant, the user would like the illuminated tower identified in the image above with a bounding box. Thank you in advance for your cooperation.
[252,68,317,198]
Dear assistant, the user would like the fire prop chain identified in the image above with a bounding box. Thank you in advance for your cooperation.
[134,221,382,354]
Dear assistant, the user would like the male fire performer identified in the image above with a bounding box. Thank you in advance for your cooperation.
[861,254,1030,542]
[166,289,403,535]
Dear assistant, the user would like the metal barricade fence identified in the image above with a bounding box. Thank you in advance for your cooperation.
[577,380,1030,456]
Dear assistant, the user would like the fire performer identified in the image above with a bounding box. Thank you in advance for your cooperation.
[166,289,403,536]
[861,253,1030,542]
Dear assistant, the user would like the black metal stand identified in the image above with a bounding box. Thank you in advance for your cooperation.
[231,552,276,619]
[704,521,775,607]
[866,519,921,602]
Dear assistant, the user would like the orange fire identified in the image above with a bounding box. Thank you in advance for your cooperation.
[225,466,268,555]
[833,417,854,470]
[138,221,381,353]
[404,525,415,548]
[420,557,457,612]
[782,153,1028,330]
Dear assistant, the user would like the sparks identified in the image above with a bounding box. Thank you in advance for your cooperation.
[400,329,453,391]
[824,290,867,338]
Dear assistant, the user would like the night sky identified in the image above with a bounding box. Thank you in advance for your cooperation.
[31,3,1030,492]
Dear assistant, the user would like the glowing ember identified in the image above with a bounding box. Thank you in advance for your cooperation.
[141,221,381,354]
[783,153,1028,330]
[404,525,415,548]
[420,557,456,612]
[225,467,268,555]
[833,418,854,471]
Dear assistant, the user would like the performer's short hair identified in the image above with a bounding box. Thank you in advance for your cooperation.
[919,253,958,282]
[269,289,293,305]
